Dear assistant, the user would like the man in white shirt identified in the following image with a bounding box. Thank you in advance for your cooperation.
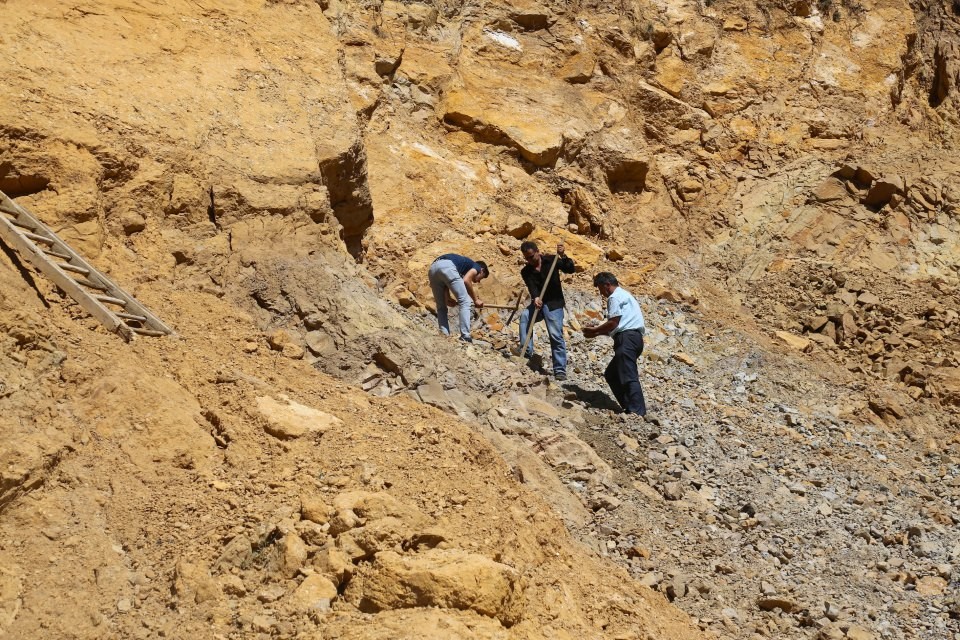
[583,272,648,417]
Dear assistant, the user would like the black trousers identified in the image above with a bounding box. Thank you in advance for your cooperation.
[604,329,646,415]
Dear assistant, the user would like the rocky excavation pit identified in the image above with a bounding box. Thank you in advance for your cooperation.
[1,0,959,639]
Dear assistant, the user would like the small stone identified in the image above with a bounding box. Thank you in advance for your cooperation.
[661,481,684,501]
[824,601,840,621]
[116,598,132,613]
[301,495,332,525]
[915,575,948,595]
[639,571,663,587]
[589,493,622,511]
[120,211,146,235]
[844,624,875,640]
[672,352,695,366]
[251,615,277,633]
[290,574,338,612]
[220,574,246,596]
[606,247,626,261]
[257,585,287,603]
[757,596,800,613]
[775,331,812,352]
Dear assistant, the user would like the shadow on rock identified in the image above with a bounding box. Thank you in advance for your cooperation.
[561,383,621,413]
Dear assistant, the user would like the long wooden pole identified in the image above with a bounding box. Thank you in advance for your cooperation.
[505,287,525,325]
[519,254,559,357]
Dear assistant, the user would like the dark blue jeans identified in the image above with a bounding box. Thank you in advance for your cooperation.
[604,329,646,415]
[518,302,567,375]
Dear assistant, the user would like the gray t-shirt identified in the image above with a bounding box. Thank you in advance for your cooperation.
[606,287,644,334]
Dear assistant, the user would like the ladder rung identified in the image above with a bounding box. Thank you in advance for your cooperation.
[43,248,72,260]
[11,219,35,231]
[23,231,54,245]
[115,311,147,322]
[95,294,127,306]
[57,262,89,275]
[131,327,167,337]
[0,203,18,215]
[75,278,108,291]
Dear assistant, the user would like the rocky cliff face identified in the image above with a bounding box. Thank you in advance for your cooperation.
[1,1,958,639]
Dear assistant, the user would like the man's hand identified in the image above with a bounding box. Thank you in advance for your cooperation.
[557,242,565,257]
[583,325,598,339]
[475,300,484,309]
[534,296,543,309]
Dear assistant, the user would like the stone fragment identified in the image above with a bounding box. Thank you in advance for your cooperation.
[857,292,880,306]
[812,178,848,202]
[617,432,639,454]
[589,493,622,511]
[677,180,703,202]
[757,596,800,613]
[281,534,309,579]
[301,495,332,525]
[348,549,522,625]
[173,560,220,605]
[219,574,246,596]
[672,352,695,366]
[639,571,663,587]
[312,546,354,587]
[775,331,812,352]
[863,177,904,207]
[290,574,338,612]
[661,481,684,501]
[845,625,875,640]
[915,575,947,595]
[559,52,595,84]
[257,584,286,603]
[256,395,343,439]
[502,216,534,239]
[216,534,253,571]
[120,211,146,234]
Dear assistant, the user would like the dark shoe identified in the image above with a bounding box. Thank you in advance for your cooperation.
[554,372,567,381]
[460,336,473,343]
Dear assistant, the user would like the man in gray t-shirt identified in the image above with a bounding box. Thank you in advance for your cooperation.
[583,272,648,416]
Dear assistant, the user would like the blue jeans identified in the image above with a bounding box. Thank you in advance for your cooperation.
[519,302,567,375]
[428,259,472,340]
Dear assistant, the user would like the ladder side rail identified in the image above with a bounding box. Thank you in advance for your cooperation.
[0,192,174,335]
[0,215,128,337]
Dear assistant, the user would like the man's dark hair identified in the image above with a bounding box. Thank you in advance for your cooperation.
[476,261,490,277]
[519,241,538,254]
[593,272,619,287]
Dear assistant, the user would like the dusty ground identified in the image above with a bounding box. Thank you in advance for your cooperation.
[1,0,959,639]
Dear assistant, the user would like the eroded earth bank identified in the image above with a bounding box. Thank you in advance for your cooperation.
[1,1,959,639]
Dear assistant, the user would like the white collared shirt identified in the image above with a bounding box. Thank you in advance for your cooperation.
[606,287,644,334]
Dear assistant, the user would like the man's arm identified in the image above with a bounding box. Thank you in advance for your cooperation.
[555,243,575,274]
[583,315,620,338]
[463,269,484,308]
[520,267,538,298]
[555,254,575,274]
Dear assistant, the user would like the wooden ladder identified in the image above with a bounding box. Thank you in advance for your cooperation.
[0,189,174,341]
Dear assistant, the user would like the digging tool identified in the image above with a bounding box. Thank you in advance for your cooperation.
[505,288,525,326]
[518,253,559,358]
[450,303,519,311]
[480,303,527,311]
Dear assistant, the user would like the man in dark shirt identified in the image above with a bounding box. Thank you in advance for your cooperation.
[518,241,575,379]
[428,253,489,342]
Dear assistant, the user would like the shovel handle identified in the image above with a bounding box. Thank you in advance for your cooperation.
[520,255,559,356]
